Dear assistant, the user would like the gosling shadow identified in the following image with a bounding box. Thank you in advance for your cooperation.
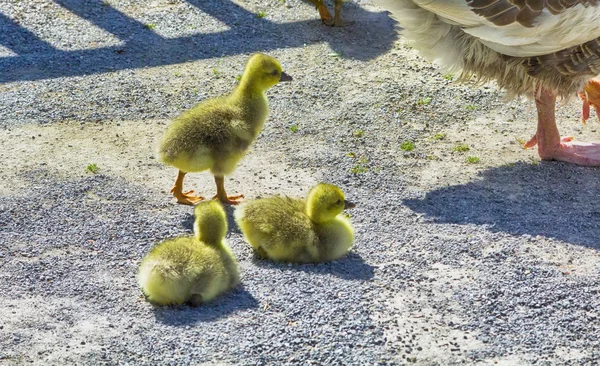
[180,211,195,233]
[153,285,258,325]
[251,251,374,281]
[179,203,240,235]
[223,204,242,235]
[403,162,600,249]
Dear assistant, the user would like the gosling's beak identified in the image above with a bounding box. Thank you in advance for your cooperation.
[279,71,293,82]
[344,200,356,209]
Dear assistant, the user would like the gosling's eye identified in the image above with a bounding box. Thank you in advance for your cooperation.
[336,200,343,205]
[271,70,279,76]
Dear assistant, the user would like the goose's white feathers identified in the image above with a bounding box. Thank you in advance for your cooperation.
[374,0,600,95]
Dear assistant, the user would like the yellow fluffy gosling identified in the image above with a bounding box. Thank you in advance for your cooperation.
[234,183,356,263]
[158,53,292,205]
[137,201,239,306]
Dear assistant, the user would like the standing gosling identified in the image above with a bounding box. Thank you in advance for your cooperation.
[158,53,292,205]
[234,183,356,263]
[137,201,239,306]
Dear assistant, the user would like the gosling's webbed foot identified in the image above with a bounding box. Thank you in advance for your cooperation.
[212,193,244,205]
[317,3,334,24]
[213,175,243,205]
[332,19,343,27]
[323,17,343,27]
[172,188,204,205]
[170,170,204,205]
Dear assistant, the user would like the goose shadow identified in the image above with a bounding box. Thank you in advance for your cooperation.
[0,0,397,83]
[402,162,600,249]
[153,284,258,325]
[250,250,375,281]
[304,1,399,61]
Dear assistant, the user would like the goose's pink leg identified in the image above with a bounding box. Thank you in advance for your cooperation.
[524,87,600,165]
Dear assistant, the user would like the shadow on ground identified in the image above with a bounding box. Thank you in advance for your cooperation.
[403,162,600,249]
[0,0,397,83]
[153,285,259,325]
[251,251,375,280]
[181,203,374,280]
[180,204,240,235]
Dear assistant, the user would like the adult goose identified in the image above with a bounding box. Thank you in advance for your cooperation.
[374,0,600,165]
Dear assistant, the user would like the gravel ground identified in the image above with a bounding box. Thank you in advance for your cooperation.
[1,0,600,365]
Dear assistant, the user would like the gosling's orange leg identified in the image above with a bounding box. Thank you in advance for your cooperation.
[213,175,244,205]
[579,79,600,124]
[170,170,204,205]
[332,0,343,27]
[305,0,334,24]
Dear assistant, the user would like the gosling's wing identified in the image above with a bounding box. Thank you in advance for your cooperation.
[158,98,253,163]
[237,196,305,235]
[137,237,200,305]
[159,99,232,160]
[140,238,202,280]
[186,243,239,302]
[237,197,316,252]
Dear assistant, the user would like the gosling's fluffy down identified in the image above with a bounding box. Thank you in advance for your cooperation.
[137,201,239,306]
[158,53,292,205]
[234,183,355,263]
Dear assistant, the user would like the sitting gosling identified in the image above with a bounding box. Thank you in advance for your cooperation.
[137,201,239,306]
[234,183,356,263]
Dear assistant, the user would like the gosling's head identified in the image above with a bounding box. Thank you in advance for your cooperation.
[193,200,228,244]
[305,183,356,224]
[239,53,292,91]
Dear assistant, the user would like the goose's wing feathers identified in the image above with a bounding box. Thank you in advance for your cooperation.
[375,0,600,57]
[467,0,598,27]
